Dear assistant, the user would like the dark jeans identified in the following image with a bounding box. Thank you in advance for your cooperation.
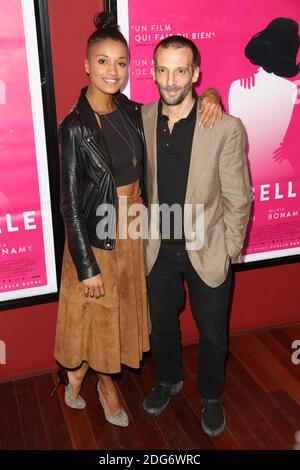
[146,243,232,399]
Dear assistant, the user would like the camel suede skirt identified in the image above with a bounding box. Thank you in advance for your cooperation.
[54,193,150,373]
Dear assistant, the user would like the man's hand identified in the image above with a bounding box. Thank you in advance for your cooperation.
[82,274,105,298]
[199,88,223,129]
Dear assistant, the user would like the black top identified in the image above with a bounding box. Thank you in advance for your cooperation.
[157,98,197,243]
[100,109,142,187]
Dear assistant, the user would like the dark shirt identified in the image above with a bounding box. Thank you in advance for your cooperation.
[157,97,197,243]
[100,109,142,187]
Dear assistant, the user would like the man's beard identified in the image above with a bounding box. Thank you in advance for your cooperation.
[156,79,193,105]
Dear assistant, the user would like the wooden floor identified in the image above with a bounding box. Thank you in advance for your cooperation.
[0,323,299,450]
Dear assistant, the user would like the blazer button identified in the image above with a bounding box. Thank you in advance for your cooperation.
[87,137,90,142]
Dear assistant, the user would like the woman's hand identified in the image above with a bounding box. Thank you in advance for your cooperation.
[240,73,256,90]
[199,89,223,129]
[82,274,105,298]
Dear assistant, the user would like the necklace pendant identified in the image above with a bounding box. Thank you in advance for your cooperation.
[132,155,137,167]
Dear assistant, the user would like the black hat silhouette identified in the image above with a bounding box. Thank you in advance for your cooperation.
[245,17,300,77]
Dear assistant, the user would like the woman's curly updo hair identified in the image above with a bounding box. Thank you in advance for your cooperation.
[86,11,128,56]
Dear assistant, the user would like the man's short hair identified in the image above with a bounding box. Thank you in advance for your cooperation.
[154,35,200,70]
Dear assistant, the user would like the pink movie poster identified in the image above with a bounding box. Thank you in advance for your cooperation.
[118,0,300,263]
[0,0,56,301]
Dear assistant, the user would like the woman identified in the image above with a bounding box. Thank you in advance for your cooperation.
[52,11,221,427]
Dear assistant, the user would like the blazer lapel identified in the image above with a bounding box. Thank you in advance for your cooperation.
[185,99,213,203]
[142,102,159,203]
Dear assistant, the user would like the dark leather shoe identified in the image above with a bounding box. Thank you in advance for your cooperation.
[143,381,183,416]
[201,399,225,436]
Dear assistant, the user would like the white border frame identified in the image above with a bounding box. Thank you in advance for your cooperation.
[0,0,57,301]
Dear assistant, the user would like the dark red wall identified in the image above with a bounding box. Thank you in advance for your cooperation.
[49,0,104,123]
[0,0,299,381]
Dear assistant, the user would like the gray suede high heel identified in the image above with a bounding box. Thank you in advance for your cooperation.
[64,383,86,409]
[51,368,86,410]
[97,380,129,427]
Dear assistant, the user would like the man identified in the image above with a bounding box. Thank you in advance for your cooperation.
[142,36,251,437]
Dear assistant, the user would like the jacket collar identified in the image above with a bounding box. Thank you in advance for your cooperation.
[76,86,100,133]
[76,87,114,171]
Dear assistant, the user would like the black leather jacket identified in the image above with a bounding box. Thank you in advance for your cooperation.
[59,87,147,282]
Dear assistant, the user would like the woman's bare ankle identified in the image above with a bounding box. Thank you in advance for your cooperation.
[97,375,121,414]
[67,364,88,397]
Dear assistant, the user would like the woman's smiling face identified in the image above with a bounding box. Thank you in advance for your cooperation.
[85,38,128,96]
